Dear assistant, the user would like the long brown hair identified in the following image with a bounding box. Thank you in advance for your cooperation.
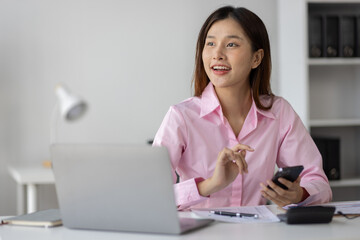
[192,6,273,110]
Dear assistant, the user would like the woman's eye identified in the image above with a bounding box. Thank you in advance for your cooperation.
[206,42,215,46]
[227,43,238,47]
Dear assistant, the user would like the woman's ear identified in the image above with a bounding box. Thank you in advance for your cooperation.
[251,49,264,69]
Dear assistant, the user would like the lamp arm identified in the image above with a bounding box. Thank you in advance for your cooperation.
[50,102,60,145]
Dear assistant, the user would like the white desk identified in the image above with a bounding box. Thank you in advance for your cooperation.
[0,205,359,240]
[7,164,55,215]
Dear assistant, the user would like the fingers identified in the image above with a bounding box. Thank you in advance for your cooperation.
[265,180,292,206]
[277,178,293,190]
[240,151,248,173]
[294,176,301,184]
[260,182,292,206]
[260,183,290,207]
[234,151,248,174]
[267,179,287,195]
[260,176,304,207]
[231,144,254,174]
[232,144,254,153]
[218,147,248,174]
[218,148,235,164]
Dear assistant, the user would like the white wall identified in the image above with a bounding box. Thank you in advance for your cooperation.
[278,0,308,127]
[0,0,278,215]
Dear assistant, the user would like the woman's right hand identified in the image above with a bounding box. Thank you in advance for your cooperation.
[197,144,254,197]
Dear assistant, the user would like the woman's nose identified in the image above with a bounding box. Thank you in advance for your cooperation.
[213,47,225,60]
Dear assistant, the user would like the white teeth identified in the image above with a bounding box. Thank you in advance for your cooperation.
[212,66,230,70]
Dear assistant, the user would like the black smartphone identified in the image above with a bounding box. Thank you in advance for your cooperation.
[268,165,304,190]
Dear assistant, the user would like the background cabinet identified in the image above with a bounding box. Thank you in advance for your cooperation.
[279,0,360,201]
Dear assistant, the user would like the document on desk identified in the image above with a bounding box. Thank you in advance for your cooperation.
[191,205,280,223]
[321,201,360,215]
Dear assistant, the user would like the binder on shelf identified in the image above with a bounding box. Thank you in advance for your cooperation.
[357,16,360,57]
[309,15,323,58]
[325,16,339,57]
[309,3,360,58]
[312,136,341,180]
[340,16,356,57]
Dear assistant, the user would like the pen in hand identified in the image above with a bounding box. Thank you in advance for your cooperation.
[210,210,259,219]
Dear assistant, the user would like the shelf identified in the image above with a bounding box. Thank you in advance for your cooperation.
[308,0,360,3]
[330,178,360,187]
[308,58,360,66]
[310,118,360,127]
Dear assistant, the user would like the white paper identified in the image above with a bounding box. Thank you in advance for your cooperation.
[191,205,280,223]
[321,201,360,215]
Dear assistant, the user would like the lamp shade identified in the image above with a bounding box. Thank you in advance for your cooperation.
[55,84,87,121]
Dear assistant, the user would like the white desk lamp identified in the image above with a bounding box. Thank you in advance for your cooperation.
[55,84,87,121]
[50,84,88,144]
[24,84,87,214]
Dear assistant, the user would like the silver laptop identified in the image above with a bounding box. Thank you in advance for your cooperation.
[50,144,212,234]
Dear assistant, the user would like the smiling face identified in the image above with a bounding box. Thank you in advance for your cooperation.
[202,17,263,92]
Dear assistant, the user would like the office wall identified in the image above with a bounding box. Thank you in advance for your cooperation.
[0,0,278,215]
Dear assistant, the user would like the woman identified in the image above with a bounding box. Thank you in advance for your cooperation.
[153,6,332,210]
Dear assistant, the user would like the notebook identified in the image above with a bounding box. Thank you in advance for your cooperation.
[50,144,212,234]
[2,209,62,227]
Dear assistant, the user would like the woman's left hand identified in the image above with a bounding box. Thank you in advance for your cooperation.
[260,177,306,207]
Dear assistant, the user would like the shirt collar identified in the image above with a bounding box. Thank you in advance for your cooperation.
[200,83,222,118]
[199,82,275,120]
[256,99,276,120]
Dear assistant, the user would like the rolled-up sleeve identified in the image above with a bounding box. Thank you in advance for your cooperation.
[277,99,332,205]
[153,106,207,209]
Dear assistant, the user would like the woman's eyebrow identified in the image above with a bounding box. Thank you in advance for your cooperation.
[226,35,243,40]
[206,35,243,40]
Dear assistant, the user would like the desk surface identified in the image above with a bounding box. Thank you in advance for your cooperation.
[1,206,359,240]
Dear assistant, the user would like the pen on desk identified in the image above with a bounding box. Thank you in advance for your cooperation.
[210,210,259,219]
